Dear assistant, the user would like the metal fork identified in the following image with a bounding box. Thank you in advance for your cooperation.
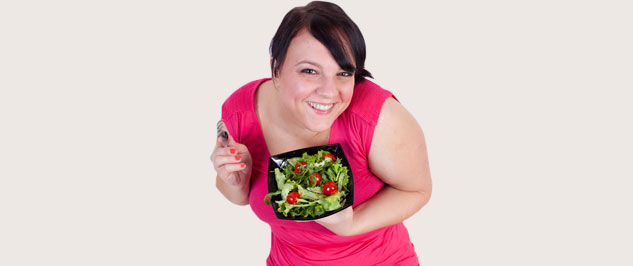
[216,119,229,147]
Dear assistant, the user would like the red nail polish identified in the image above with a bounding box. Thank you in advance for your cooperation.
[240,163,246,168]
[235,155,241,161]
[230,148,236,154]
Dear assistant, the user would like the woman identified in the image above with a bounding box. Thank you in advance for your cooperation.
[211,1,432,265]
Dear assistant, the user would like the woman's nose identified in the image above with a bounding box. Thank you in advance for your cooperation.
[316,76,337,98]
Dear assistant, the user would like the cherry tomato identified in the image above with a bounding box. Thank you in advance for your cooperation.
[309,172,322,185]
[323,181,338,196]
[323,153,337,161]
[294,161,307,174]
[286,191,300,204]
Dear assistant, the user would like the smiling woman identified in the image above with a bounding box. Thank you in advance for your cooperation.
[210,1,432,265]
[270,29,356,136]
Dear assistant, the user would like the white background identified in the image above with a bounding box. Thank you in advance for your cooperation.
[1,1,632,265]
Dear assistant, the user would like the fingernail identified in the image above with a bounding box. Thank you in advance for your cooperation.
[240,163,246,168]
[230,148,236,154]
[235,155,241,161]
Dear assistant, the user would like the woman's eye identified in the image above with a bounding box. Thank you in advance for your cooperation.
[300,69,317,75]
[338,71,353,77]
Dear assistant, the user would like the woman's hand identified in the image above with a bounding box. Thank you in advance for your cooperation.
[211,131,253,205]
[314,206,355,236]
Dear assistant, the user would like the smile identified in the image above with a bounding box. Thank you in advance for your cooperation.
[307,101,334,111]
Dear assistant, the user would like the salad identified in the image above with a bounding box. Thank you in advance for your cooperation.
[264,150,351,219]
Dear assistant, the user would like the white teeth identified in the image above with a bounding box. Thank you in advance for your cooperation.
[308,101,334,111]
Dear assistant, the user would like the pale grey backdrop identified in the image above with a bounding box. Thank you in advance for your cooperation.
[1,0,632,265]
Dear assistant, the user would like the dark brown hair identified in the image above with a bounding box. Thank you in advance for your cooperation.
[269,1,372,83]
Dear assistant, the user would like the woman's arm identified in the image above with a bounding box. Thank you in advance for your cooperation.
[316,97,432,236]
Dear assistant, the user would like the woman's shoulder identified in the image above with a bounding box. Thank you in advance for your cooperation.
[347,79,397,124]
[222,78,270,116]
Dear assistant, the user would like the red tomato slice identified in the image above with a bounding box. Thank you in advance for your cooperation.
[323,153,336,161]
[309,172,322,185]
[286,191,300,204]
[323,181,338,196]
[294,161,307,174]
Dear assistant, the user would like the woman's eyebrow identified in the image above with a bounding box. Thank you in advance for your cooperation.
[295,60,321,68]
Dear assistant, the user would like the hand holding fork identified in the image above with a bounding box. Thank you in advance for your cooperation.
[211,119,252,187]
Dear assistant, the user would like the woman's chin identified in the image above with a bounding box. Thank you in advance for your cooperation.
[300,107,339,133]
[303,119,334,134]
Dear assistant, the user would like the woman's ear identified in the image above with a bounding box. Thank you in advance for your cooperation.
[270,57,280,89]
[270,57,276,78]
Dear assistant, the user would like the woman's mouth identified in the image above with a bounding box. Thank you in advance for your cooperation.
[307,101,335,114]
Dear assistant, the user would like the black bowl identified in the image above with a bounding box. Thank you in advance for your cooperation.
[267,143,355,221]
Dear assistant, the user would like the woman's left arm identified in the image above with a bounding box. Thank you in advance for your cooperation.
[316,97,432,236]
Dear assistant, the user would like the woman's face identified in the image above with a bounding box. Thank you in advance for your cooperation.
[273,29,355,134]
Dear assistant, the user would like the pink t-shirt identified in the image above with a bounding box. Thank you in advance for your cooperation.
[222,78,419,266]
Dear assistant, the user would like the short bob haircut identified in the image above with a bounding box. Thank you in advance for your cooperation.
[270,1,372,83]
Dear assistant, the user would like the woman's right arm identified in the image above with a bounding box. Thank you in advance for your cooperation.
[211,133,253,205]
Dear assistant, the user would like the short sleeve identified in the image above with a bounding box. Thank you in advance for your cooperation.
[221,79,267,143]
[346,79,397,157]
